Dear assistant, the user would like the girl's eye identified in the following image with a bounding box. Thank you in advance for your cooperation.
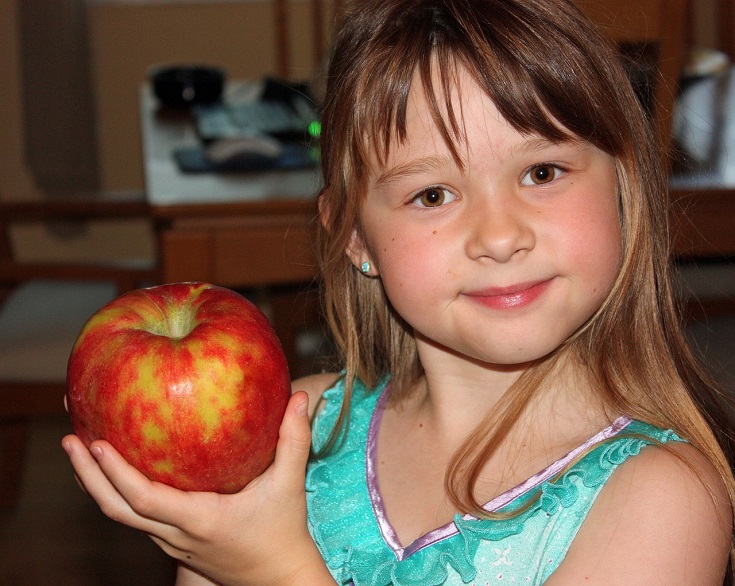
[412,186,456,207]
[521,164,562,186]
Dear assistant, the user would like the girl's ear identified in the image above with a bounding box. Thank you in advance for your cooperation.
[317,189,331,230]
[346,228,378,277]
[320,189,378,276]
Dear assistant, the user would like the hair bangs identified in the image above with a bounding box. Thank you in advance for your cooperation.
[342,0,636,183]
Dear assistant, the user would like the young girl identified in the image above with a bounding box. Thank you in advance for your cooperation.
[64,0,735,584]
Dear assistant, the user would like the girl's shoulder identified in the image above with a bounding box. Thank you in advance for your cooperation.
[546,439,732,584]
[291,372,343,418]
[292,372,388,419]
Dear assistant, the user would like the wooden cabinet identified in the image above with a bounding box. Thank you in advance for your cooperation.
[156,205,318,287]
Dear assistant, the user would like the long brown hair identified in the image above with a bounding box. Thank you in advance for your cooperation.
[316,0,735,570]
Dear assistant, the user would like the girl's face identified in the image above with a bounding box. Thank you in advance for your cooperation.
[348,68,622,368]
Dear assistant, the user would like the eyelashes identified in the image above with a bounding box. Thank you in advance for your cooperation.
[410,163,566,208]
[521,163,566,186]
[412,186,457,208]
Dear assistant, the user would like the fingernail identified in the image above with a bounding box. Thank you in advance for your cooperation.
[62,441,72,455]
[90,446,103,461]
[295,396,308,417]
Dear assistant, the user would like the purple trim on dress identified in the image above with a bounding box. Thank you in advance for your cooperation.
[366,387,405,557]
[365,383,632,561]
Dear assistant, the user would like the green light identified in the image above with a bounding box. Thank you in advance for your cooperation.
[308,120,322,139]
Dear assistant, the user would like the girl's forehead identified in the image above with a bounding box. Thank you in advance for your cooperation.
[407,64,484,116]
[371,66,573,172]
[370,66,486,158]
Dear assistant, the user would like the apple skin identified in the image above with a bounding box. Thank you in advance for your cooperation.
[66,282,291,493]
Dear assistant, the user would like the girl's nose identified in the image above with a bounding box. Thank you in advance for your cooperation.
[464,194,535,263]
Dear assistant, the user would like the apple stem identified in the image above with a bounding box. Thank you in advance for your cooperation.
[167,306,196,339]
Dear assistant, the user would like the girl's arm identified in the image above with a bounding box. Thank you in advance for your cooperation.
[63,391,336,586]
[545,443,731,585]
[175,564,217,586]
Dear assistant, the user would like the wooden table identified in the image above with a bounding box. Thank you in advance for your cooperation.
[140,85,323,373]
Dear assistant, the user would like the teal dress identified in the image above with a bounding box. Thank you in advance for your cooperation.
[305,377,683,585]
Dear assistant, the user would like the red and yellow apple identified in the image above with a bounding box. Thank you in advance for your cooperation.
[66,282,291,493]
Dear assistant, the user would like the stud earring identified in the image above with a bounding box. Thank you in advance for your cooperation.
[360,261,371,274]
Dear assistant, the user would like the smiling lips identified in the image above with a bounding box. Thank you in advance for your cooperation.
[464,279,552,310]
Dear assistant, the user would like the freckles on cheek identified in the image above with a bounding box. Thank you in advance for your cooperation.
[377,226,449,287]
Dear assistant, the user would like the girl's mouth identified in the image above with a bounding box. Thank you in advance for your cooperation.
[464,279,553,310]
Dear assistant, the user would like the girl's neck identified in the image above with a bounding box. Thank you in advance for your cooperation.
[404,341,611,449]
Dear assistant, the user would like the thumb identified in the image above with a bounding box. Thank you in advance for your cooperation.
[271,391,312,486]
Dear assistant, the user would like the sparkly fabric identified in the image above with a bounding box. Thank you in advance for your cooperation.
[305,377,683,585]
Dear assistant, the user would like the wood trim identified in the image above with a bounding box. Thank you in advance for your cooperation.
[720,0,735,60]
[0,260,158,291]
[275,0,289,77]
[0,198,150,222]
[149,198,317,221]
[0,382,67,419]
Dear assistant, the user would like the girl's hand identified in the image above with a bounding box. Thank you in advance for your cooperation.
[62,391,334,586]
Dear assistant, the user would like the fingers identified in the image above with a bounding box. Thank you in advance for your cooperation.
[87,438,204,529]
[62,435,141,525]
[270,391,312,489]
[62,434,180,535]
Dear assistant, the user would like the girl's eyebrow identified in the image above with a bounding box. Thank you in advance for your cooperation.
[511,136,579,157]
[511,136,557,156]
[374,155,452,188]
[372,138,581,188]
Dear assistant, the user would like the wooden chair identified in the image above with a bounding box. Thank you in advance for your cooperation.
[574,0,687,158]
[687,0,735,62]
[0,192,159,507]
